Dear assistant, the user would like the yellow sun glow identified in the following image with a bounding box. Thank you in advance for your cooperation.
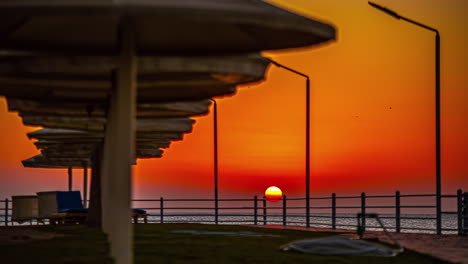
[265,186,283,202]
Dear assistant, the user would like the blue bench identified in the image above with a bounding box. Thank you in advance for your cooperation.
[50,191,148,224]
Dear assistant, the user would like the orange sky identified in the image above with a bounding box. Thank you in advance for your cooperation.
[0,0,467,200]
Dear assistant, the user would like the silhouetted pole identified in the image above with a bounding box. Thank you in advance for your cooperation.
[68,166,73,191]
[268,59,311,228]
[87,144,103,228]
[83,161,88,208]
[210,99,219,224]
[369,1,442,234]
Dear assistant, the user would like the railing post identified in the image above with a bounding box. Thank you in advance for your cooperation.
[263,196,267,226]
[306,196,310,228]
[282,195,287,226]
[395,191,401,233]
[463,192,468,236]
[214,196,218,225]
[5,198,8,226]
[437,188,442,235]
[361,192,366,231]
[457,189,462,235]
[160,197,164,224]
[254,196,258,225]
[331,193,336,230]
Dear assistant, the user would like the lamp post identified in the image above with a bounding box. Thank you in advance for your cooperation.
[268,59,311,228]
[210,99,219,224]
[369,1,442,234]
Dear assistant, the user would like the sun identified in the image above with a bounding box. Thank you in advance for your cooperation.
[265,186,283,202]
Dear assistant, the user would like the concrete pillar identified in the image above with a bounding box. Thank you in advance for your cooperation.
[100,18,137,264]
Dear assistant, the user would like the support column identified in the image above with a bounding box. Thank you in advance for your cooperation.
[100,18,137,264]
[87,144,103,228]
[83,161,88,208]
[101,79,115,234]
[68,167,73,191]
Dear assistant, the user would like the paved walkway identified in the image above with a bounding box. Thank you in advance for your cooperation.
[252,225,468,264]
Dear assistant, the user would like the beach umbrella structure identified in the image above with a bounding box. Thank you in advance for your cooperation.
[4,53,270,232]
[24,126,178,227]
[3,52,270,235]
[0,1,336,263]
[22,154,90,205]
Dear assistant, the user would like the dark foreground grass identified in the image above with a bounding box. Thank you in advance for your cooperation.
[134,224,448,264]
[0,224,449,264]
[0,225,112,264]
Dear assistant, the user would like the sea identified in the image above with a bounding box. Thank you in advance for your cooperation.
[146,213,460,234]
[2,213,459,234]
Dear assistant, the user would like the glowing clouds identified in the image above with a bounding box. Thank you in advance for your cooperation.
[265,186,283,202]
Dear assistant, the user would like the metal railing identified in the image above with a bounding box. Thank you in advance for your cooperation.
[1,198,12,226]
[2,190,467,235]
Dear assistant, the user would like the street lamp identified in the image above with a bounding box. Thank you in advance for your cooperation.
[368,1,442,234]
[268,59,311,228]
[210,99,219,224]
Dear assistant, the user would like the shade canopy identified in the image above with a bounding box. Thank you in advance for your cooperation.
[0,0,335,54]
[0,54,269,102]
[23,154,91,167]
[13,99,212,163]
[24,133,169,169]
[28,128,185,141]
[21,116,195,132]
[35,140,170,150]
[26,124,185,164]
[22,154,85,168]
[7,98,211,117]
[26,127,183,165]
[39,147,163,159]
[26,126,185,162]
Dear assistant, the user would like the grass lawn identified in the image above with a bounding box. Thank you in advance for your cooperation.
[0,225,113,264]
[0,224,449,264]
[135,224,448,264]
